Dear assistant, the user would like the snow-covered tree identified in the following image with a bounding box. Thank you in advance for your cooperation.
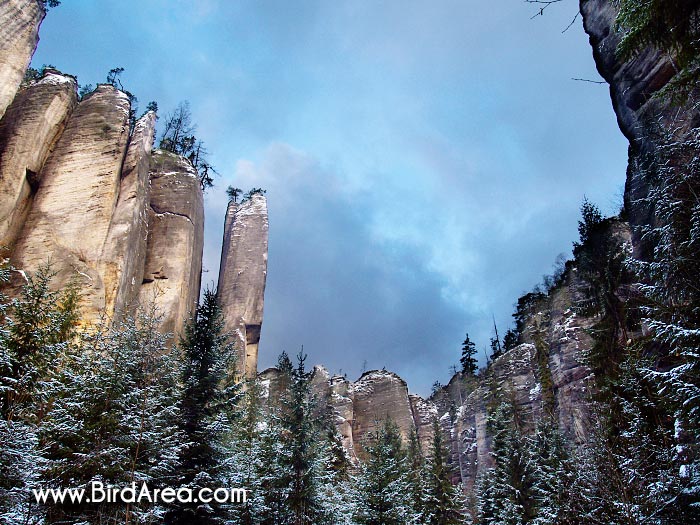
[166,289,239,525]
[422,419,462,525]
[0,264,79,524]
[354,418,418,525]
[40,309,182,524]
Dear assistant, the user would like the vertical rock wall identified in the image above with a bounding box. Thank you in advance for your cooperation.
[350,370,418,454]
[139,149,204,339]
[10,84,131,323]
[580,0,700,257]
[0,0,44,121]
[102,111,156,324]
[0,70,77,250]
[217,193,268,378]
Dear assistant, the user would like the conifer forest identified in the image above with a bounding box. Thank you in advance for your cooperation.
[0,0,699,524]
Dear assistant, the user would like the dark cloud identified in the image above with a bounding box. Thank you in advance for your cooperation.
[32,0,629,395]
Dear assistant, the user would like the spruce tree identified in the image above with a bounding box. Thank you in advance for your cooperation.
[460,333,478,376]
[40,309,182,524]
[0,264,79,524]
[423,419,462,525]
[477,398,537,525]
[354,418,418,525]
[277,351,326,524]
[166,290,238,525]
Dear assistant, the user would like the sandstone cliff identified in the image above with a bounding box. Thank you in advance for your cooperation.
[103,111,156,324]
[580,0,699,257]
[0,0,44,121]
[0,70,77,251]
[139,150,204,338]
[10,84,131,323]
[217,193,268,378]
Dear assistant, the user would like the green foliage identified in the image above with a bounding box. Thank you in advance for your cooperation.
[460,333,478,376]
[227,186,242,203]
[614,0,700,102]
[41,311,182,524]
[166,289,239,525]
[78,83,94,100]
[423,420,462,525]
[242,188,267,202]
[159,101,218,191]
[502,328,519,352]
[40,0,61,9]
[477,397,537,524]
[22,64,56,85]
[354,418,418,524]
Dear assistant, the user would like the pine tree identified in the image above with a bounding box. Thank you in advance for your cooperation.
[277,351,326,524]
[460,333,478,376]
[423,419,462,525]
[0,264,79,524]
[354,418,418,525]
[40,309,182,524]
[477,398,537,525]
[166,290,239,525]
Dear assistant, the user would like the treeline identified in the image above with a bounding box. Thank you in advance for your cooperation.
[472,194,699,524]
[0,265,462,524]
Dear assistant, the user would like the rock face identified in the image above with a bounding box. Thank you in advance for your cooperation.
[580,0,700,257]
[139,150,204,339]
[0,4,207,342]
[217,193,268,378]
[10,84,131,323]
[351,370,418,454]
[102,111,156,324]
[0,0,44,121]
[0,70,77,250]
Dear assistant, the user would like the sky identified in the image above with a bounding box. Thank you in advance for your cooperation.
[31,0,629,396]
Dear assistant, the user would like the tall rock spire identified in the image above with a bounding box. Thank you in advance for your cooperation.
[217,193,268,378]
[0,0,44,121]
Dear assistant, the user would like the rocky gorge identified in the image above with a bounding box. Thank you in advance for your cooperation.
[0,0,697,512]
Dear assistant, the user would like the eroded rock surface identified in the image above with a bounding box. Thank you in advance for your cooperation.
[10,84,130,322]
[217,193,268,378]
[580,0,700,256]
[0,70,77,250]
[0,0,44,120]
[102,111,156,324]
[139,149,204,339]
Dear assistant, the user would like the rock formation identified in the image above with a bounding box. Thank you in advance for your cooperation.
[580,0,699,257]
[9,84,131,323]
[0,0,44,121]
[217,193,268,378]
[0,70,77,251]
[102,111,156,324]
[138,150,204,338]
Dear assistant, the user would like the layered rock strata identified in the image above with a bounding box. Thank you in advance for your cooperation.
[139,150,204,339]
[0,0,44,121]
[9,84,131,323]
[0,70,77,250]
[217,193,268,378]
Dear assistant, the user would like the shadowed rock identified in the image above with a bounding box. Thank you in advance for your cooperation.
[580,0,700,257]
[102,111,156,324]
[139,149,204,340]
[0,70,77,250]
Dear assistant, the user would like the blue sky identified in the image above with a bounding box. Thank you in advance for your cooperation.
[32,0,628,395]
